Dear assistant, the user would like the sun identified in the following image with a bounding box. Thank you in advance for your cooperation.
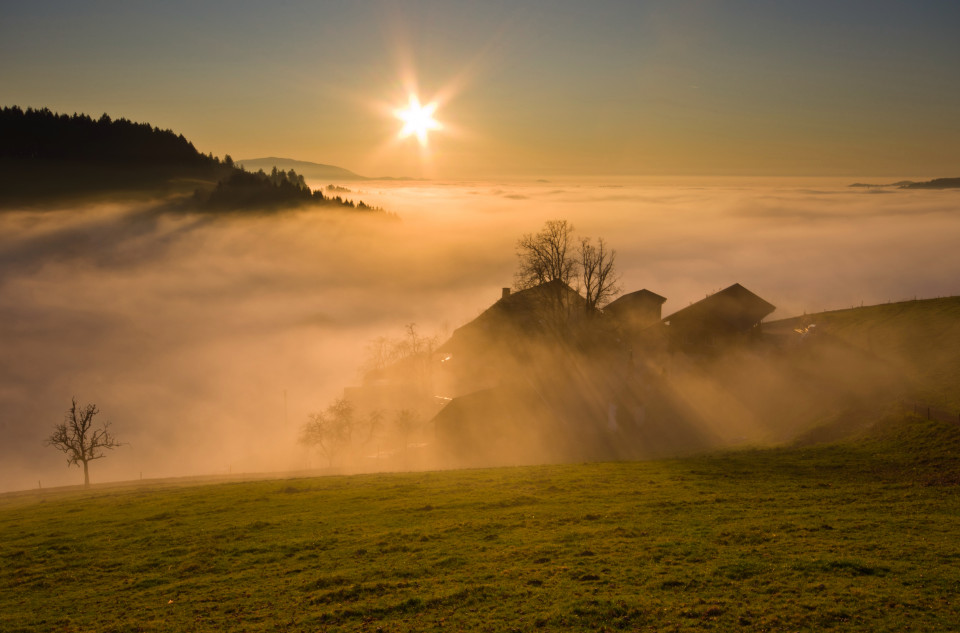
[394,95,442,146]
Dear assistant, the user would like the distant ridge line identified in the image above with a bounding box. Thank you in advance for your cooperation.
[849,177,960,189]
[237,157,418,182]
[767,294,960,325]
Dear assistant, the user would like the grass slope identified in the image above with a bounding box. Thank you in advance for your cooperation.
[3,414,960,632]
[768,296,960,411]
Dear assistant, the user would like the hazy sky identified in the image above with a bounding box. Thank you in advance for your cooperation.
[2,0,958,179]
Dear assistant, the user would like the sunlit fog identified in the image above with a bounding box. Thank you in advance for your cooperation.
[2,179,959,491]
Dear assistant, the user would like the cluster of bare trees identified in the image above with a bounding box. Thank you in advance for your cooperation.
[361,323,439,376]
[298,398,423,468]
[299,398,361,468]
[515,219,620,312]
[300,322,439,469]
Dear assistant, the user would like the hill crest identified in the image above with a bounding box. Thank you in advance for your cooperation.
[237,157,419,182]
[236,157,366,181]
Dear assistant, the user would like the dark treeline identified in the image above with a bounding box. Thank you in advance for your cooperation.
[199,165,384,213]
[0,106,216,167]
[1,106,385,213]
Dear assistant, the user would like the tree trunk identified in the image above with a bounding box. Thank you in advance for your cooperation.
[83,461,90,487]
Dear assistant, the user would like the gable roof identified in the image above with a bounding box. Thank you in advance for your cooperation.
[664,283,775,332]
[439,280,589,353]
[604,289,667,315]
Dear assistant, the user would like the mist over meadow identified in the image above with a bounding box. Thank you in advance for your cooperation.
[2,179,959,492]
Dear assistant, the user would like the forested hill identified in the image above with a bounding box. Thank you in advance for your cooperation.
[0,106,227,204]
[0,106,216,167]
[0,107,384,213]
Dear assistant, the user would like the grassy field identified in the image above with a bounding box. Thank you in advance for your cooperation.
[3,412,960,632]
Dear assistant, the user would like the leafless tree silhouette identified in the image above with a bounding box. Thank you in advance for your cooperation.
[46,398,122,487]
[514,219,577,289]
[300,398,355,468]
[579,236,620,312]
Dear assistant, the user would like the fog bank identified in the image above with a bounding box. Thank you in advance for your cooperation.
[2,179,959,491]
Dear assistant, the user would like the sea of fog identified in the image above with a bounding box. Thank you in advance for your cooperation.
[2,178,959,492]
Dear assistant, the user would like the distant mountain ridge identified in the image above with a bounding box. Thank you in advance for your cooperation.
[0,107,386,213]
[237,157,417,182]
[237,157,367,181]
[849,181,916,188]
[902,177,960,190]
[850,177,960,189]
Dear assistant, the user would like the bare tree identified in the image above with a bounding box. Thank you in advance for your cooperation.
[326,398,355,445]
[299,411,336,467]
[578,236,620,312]
[299,398,356,468]
[361,409,385,446]
[360,323,439,401]
[402,322,433,357]
[385,323,438,364]
[362,325,438,374]
[361,335,392,375]
[46,398,121,487]
[514,219,577,290]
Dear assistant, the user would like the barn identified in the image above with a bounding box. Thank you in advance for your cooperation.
[663,283,775,349]
[603,288,667,331]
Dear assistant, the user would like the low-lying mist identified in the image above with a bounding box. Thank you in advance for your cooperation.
[2,178,959,492]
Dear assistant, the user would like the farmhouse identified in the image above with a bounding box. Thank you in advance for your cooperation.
[429,280,742,462]
[341,280,598,443]
[442,279,590,350]
[431,350,713,464]
[435,279,594,398]
[603,288,667,331]
[343,279,777,465]
[663,283,775,349]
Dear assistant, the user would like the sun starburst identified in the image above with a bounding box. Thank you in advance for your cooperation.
[394,95,442,146]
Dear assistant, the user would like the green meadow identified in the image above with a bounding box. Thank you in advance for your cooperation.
[3,413,960,632]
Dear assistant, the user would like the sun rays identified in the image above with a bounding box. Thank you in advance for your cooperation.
[394,95,442,146]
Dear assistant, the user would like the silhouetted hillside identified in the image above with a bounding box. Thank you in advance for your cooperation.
[238,157,417,182]
[849,180,915,188]
[0,106,215,166]
[237,157,367,182]
[767,296,960,411]
[196,166,384,213]
[0,107,387,213]
[849,178,960,190]
[0,106,227,204]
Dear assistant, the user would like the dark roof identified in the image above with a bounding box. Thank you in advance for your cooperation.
[438,280,588,353]
[664,283,775,331]
[604,289,667,315]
